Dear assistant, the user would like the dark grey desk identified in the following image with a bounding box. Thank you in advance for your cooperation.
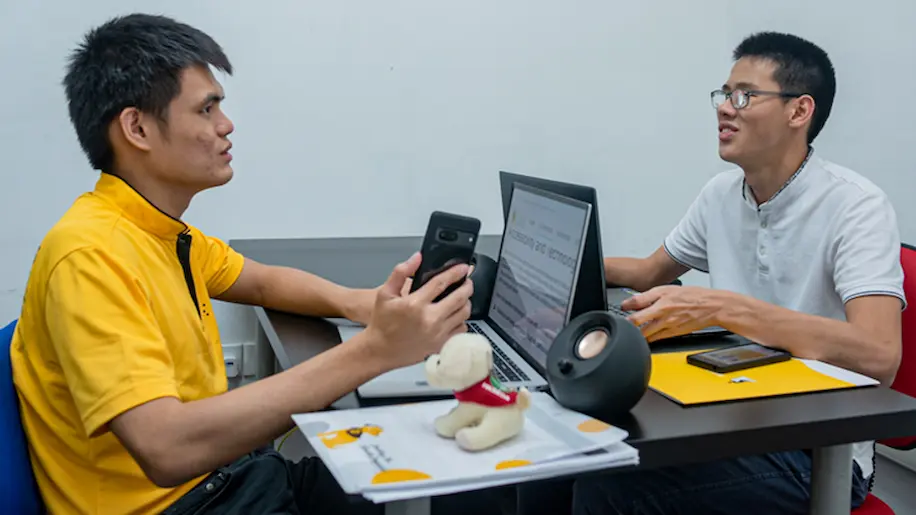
[230,236,916,515]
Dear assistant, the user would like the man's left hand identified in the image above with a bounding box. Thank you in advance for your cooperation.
[621,285,724,342]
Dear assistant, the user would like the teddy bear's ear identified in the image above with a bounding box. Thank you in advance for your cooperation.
[473,341,493,376]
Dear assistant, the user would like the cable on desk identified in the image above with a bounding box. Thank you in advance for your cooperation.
[277,427,299,452]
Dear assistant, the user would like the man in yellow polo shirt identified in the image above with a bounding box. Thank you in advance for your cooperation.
[10,13,480,515]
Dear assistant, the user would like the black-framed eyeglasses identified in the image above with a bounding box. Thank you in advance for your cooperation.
[710,89,805,110]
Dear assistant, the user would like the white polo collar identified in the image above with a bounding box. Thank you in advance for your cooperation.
[742,146,815,211]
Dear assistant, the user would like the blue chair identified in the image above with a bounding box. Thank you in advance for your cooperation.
[0,319,43,513]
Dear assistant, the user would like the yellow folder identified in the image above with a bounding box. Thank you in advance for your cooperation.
[649,349,870,406]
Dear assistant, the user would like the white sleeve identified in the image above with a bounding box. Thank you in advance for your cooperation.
[663,179,715,273]
[832,191,906,308]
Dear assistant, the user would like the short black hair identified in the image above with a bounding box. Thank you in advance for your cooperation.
[733,31,836,143]
[63,13,233,172]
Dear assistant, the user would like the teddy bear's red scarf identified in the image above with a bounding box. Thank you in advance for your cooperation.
[453,375,519,407]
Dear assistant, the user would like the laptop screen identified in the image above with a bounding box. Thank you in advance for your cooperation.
[487,182,592,368]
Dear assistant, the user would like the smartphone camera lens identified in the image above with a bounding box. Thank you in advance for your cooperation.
[438,230,458,242]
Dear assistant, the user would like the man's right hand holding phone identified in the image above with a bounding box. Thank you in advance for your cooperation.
[363,252,474,370]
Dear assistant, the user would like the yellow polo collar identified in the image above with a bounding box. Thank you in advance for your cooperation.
[91,172,188,238]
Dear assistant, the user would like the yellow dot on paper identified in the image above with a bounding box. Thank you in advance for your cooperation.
[371,469,432,484]
[577,419,611,433]
[495,460,531,470]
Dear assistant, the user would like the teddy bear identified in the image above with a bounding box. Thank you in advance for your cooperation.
[424,332,531,451]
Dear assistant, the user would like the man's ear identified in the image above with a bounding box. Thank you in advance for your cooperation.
[116,107,154,152]
[787,95,815,132]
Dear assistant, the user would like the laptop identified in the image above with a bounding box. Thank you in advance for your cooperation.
[499,171,729,341]
[355,182,593,398]
[498,171,608,317]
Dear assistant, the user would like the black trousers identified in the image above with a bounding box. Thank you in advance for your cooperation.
[515,450,869,515]
[161,448,509,515]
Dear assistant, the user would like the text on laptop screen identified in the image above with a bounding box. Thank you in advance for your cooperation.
[488,183,591,368]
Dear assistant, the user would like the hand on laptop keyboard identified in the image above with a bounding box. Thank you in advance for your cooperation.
[617,285,723,342]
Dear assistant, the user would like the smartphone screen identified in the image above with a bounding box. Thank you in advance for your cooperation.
[688,343,790,373]
[702,344,783,365]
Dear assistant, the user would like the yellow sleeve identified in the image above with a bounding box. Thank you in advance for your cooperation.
[46,247,180,438]
[196,232,245,297]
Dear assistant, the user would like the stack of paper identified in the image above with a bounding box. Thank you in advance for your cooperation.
[291,392,639,503]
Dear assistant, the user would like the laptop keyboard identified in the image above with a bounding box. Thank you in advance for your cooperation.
[609,304,631,317]
[467,323,530,383]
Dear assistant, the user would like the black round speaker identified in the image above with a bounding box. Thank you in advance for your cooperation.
[546,310,652,421]
[468,253,497,319]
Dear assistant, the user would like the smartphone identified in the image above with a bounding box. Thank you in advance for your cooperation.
[686,342,791,374]
[410,211,481,302]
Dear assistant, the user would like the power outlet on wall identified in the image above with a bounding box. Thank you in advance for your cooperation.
[241,342,258,377]
[223,346,240,379]
[223,342,259,382]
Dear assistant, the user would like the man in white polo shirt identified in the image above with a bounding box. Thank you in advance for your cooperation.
[545,31,904,515]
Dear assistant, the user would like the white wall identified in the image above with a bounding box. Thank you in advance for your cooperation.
[2,1,915,349]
